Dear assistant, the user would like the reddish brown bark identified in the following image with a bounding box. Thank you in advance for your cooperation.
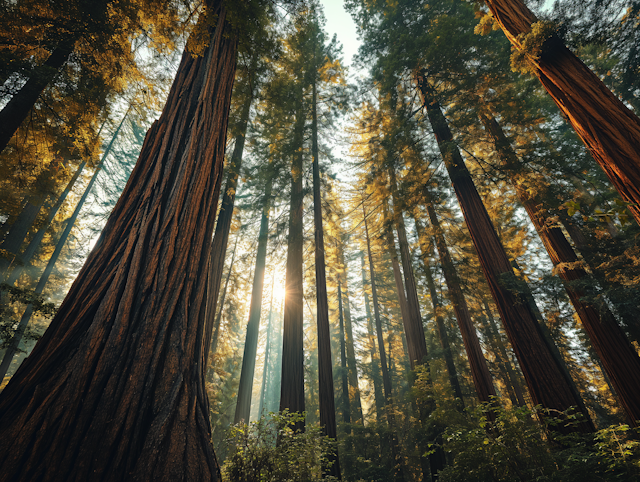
[482,113,640,426]
[416,73,592,433]
[0,3,237,480]
[484,0,640,225]
[279,84,306,432]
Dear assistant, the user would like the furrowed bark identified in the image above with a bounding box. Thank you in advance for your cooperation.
[482,113,640,426]
[484,0,640,225]
[0,3,238,480]
[416,73,593,433]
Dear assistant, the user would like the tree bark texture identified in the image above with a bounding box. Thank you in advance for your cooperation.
[0,3,237,480]
[279,85,306,432]
[484,0,640,225]
[0,38,76,154]
[414,217,465,407]
[204,68,255,364]
[482,113,640,426]
[234,173,274,424]
[416,74,592,432]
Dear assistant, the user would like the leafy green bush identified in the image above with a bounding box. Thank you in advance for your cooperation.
[436,402,640,482]
[221,411,338,482]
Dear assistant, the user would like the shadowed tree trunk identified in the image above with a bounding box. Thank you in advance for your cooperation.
[204,57,257,364]
[481,113,640,426]
[234,171,274,424]
[363,200,406,482]
[0,37,76,155]
[310,78,341,478]
[0,2,238,480]
[279,83,306,434]
[361,252,385,422]
[484,0,640,225]
[416,73,593,433]
[338,280,351,425]
[414,217,465,407]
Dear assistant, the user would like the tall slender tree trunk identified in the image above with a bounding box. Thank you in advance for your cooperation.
[413,217,465,407]
[361,252,385,422]
[416,73,593,433]
[484,0,640,225]
[338,281,351,425]
[0,3,237,480]
[310,79,341,478]
[481,113,640,426]
[279,84,306,433]
[422,200,497,405]
[258,278,276,418]
[363,201,405,482]
[338,245,364,425]
[0,114,127,382]
[0,38,76,155]
[204,59,256,363]
[234,173,274,424]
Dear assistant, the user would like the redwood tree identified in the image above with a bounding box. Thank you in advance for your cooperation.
[0,2,238,480]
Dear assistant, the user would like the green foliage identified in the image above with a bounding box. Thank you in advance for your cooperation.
[0,283,57,349]
[221,411,338,482]
[435,402,640,482]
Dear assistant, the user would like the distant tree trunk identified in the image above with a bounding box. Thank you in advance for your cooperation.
[0,2,237,480]
[258,279,276,418]
[363,201,405,482]
[234,173,274,424]
[361,252,385,422]
[416,73,593,433]
[279,84,306,433]
[310,79,341,478]
[481,112,640,426]
[207,233,239,378]
[484,0,640,225]
[338,281,351,425]
[0,38,76,155]
[413,217,464,407]
[422,200,497,405]
[338,245,364,425]
[481,299,527,407]
[203,62,256,364]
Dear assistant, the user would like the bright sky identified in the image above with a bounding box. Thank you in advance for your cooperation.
[319,0,361,70]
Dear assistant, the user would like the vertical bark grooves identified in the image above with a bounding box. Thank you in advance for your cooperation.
[279,84,306,430]
[362,201,405,482]
[484,0,640,225]
[234,173,274,424]
[310,77,341,478]
[0,38,76,154]
[423,201,496,404]
[416,74,592,432]
[204,66,256,363]
[414,217,464,406]
[0,3,237,480]
[482,113,640,425]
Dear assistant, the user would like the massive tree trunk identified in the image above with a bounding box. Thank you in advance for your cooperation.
[416,73,593,433]
[481,113,640,426]
[413,217,464,407]
[484,0,640,225]
[0,38,76,155]
[279,84,306,433]
[363,201,405,482]
[0,3,238,480]
[233,173,274,424]
[310,78,341,477]
[422,200,497,405]
[203,60,256,364]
